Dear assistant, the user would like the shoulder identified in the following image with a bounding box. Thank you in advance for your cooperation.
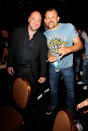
[13,26,27,34]
[61,23,75,29]
[44,29,49,35]
[61,23,77,35]
[37,31,47,40]
[43,29,50,38]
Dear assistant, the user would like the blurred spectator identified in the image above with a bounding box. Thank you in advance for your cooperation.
[82,30,88,44]
[0,33,4,61]
[82,33,88,90]
[0,29,9,65]
[77,28,88,89]
[74,28,85,82]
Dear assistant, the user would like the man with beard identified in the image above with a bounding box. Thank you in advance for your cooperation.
[44,8,83,121]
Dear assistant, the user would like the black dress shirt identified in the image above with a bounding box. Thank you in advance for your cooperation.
[7,26,48,79]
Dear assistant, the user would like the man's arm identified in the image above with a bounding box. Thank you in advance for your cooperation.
[7,67,14,75]
[1,48,8,65]
[76,99,88,113]
[77,99,88,109]
[38,35,48,83]
[59,36,83,59]
[7,29,16,75]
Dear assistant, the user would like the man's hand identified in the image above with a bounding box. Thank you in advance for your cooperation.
[58,45,70,59]
[48,52,57,62]
[82,53,86,60]
[76,99,88,113]
[7,67,14,75]
[58,35,83,59]
[38,77,46,83]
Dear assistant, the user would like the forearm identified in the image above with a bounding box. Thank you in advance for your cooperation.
[69,36,83,53]
[58,36,83,59]
[67,42,83,54]
[86,98,88,106]
[77,98,88,109]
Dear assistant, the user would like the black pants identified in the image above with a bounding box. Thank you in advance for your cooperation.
[15,65,34,84]
[13,65,38,98]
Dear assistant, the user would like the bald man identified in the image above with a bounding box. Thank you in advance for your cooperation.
[7,11,48,93]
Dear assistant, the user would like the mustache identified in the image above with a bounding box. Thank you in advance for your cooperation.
[49,21,54,24]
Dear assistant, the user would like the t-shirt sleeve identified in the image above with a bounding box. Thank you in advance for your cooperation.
[69,23,78,40]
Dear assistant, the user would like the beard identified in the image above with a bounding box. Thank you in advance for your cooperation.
[48,21,57,29]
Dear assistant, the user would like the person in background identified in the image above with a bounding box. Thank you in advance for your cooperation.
[0,29,9,65]
[0,33,4,61]
[74,27,88,89]
[74,27,85,83]
[44,8,83,120]
[81,32,88,90]
[82,30,88,45]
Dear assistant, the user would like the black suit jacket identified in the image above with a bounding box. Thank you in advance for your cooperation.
[7,26,48,80]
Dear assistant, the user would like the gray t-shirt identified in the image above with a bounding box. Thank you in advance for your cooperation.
[44,23,78,69]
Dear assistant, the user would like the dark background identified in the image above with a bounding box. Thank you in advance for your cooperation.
[0,0,88,31]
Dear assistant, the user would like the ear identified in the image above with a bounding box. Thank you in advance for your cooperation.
[44,18,46,24]
[58,16,60,22]
[28,16,30,23]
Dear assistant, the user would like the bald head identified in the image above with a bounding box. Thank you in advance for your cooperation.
[30,11,42,20]
[28,11,42,32]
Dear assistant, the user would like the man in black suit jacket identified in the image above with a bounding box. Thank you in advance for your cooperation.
[7,11,48,93]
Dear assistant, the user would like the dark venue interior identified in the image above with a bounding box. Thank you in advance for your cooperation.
[0,0,88,29]
[0,0,88,131]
